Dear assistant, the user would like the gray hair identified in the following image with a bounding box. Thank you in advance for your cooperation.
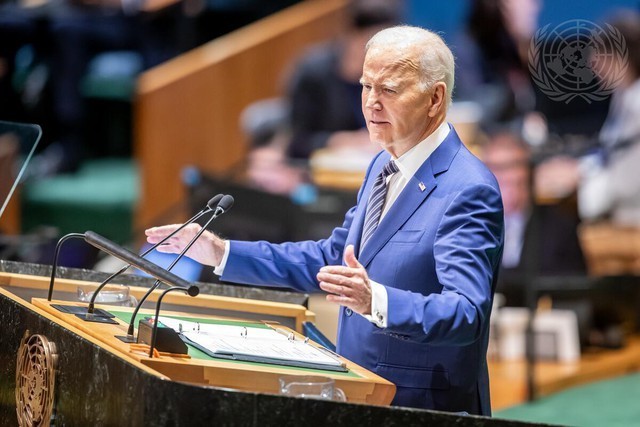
[365,26,455,107]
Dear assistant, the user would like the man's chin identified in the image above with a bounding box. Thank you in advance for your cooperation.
[367,134,390,147]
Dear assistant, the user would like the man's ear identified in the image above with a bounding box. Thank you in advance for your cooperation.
[427,82,447,118]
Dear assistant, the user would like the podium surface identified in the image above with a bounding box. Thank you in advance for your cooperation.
[31,297,394,405]
[0,262,537,426]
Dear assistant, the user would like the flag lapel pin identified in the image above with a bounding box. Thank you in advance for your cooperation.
[418,182,426,192]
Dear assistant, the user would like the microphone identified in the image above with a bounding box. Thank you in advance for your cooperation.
[45,232,122,320]
[214,194,234,214]
[120,194,234,342]
[83,231,193,289]
[144,285,200,358]
[46,195,221,314]
[76,231,197,324]
[84,194,223,314]
[47,233,85,301]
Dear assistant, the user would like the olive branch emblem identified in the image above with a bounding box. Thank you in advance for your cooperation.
[528,20,629,104]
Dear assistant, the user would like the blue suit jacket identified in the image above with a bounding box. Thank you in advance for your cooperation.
[221,127,504,415]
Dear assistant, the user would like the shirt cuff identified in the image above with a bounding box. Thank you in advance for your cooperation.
[213,240,230,276]
[360,279,388,328]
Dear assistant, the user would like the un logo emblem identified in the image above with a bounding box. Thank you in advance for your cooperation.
[528,19,628,103]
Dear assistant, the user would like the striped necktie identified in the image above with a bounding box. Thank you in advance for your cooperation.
[361,160,399,250]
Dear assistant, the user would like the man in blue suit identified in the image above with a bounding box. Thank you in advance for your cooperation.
[147,26,504,415]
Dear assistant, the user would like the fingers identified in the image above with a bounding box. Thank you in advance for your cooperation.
[318,265,358,277]
[318,280,352,297]
[318,246,372,314]
[323,284,371,315]
[317,245,367,295]
[325,293,352,306]
[145,223,201,245]
[317,270,358,287]
[317,270,368,301]
[145,224,181,236]
[343,245,362,269]
[145,224,180,243]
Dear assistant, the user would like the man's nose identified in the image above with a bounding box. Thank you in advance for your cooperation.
[364,90,382,110]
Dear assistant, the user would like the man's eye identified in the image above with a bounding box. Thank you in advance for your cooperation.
[384,88,396,94]
[362,84,372,90]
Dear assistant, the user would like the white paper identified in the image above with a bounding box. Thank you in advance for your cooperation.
[157,316,342,368]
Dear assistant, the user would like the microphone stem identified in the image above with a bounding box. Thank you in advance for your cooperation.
[127,279,162,336]
[87,265,129,313]
[47,233,85,301]
[127,210,220,337]
[149,286,188,358]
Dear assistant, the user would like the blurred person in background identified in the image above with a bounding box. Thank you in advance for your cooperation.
[243,0,401,196]
[482,131,586,305]
[0,0,40,124]
[578,11,640,226]
[453,0,541,124]
[286,0,401,160]
[41,0,182,173]
[0,0,183,175]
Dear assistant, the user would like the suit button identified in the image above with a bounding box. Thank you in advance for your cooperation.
[345,308,353,316]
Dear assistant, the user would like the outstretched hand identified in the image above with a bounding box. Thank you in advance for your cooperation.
[144,223,225,267]
[317,245,372,315]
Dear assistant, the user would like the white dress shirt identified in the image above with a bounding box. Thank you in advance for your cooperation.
[501,211,527,269]
[215,121,451,328]
[365,121,450,327]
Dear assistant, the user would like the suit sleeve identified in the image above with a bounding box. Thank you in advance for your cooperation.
[219,208,353,293]
[384,183,504,346]
[220,152,384,293]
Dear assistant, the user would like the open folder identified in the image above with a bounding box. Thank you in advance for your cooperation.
[158,317,347,372]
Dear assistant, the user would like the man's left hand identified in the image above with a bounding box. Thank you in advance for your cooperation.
[317,245,372,315]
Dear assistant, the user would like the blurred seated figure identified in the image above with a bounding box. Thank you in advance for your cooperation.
[481,131,586,305]
[578,11,640,227]
[0,0,39,124]
[245,135,307,197]
[239,98,308,197]
[453,0,541,124]
[0,0,183,176]
[42,0,182,173]
[286,0,400,160]
[242,0,400,196]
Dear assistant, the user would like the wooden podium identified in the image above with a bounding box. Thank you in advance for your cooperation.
[29,297,394,405]
[1,267,393,401]
[0,263,531,426]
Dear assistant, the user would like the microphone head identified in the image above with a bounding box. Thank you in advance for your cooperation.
[206,194,224,210]
[217,195,234,213]
[187,285,200,297]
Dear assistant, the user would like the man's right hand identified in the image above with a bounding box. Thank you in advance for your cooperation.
[145,223,225,267]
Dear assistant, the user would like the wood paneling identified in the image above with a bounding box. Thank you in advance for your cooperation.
[135,0,348,230]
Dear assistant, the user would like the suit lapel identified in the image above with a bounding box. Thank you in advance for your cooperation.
[357,128,463,267]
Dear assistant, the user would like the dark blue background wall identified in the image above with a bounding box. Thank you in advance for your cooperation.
[404,0,640,42]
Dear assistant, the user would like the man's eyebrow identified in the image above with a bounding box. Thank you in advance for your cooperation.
[359,77,401,89]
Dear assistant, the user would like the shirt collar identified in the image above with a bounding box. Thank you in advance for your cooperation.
[393,121,450,180]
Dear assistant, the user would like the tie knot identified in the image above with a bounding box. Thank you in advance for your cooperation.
[382,160,399,178]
